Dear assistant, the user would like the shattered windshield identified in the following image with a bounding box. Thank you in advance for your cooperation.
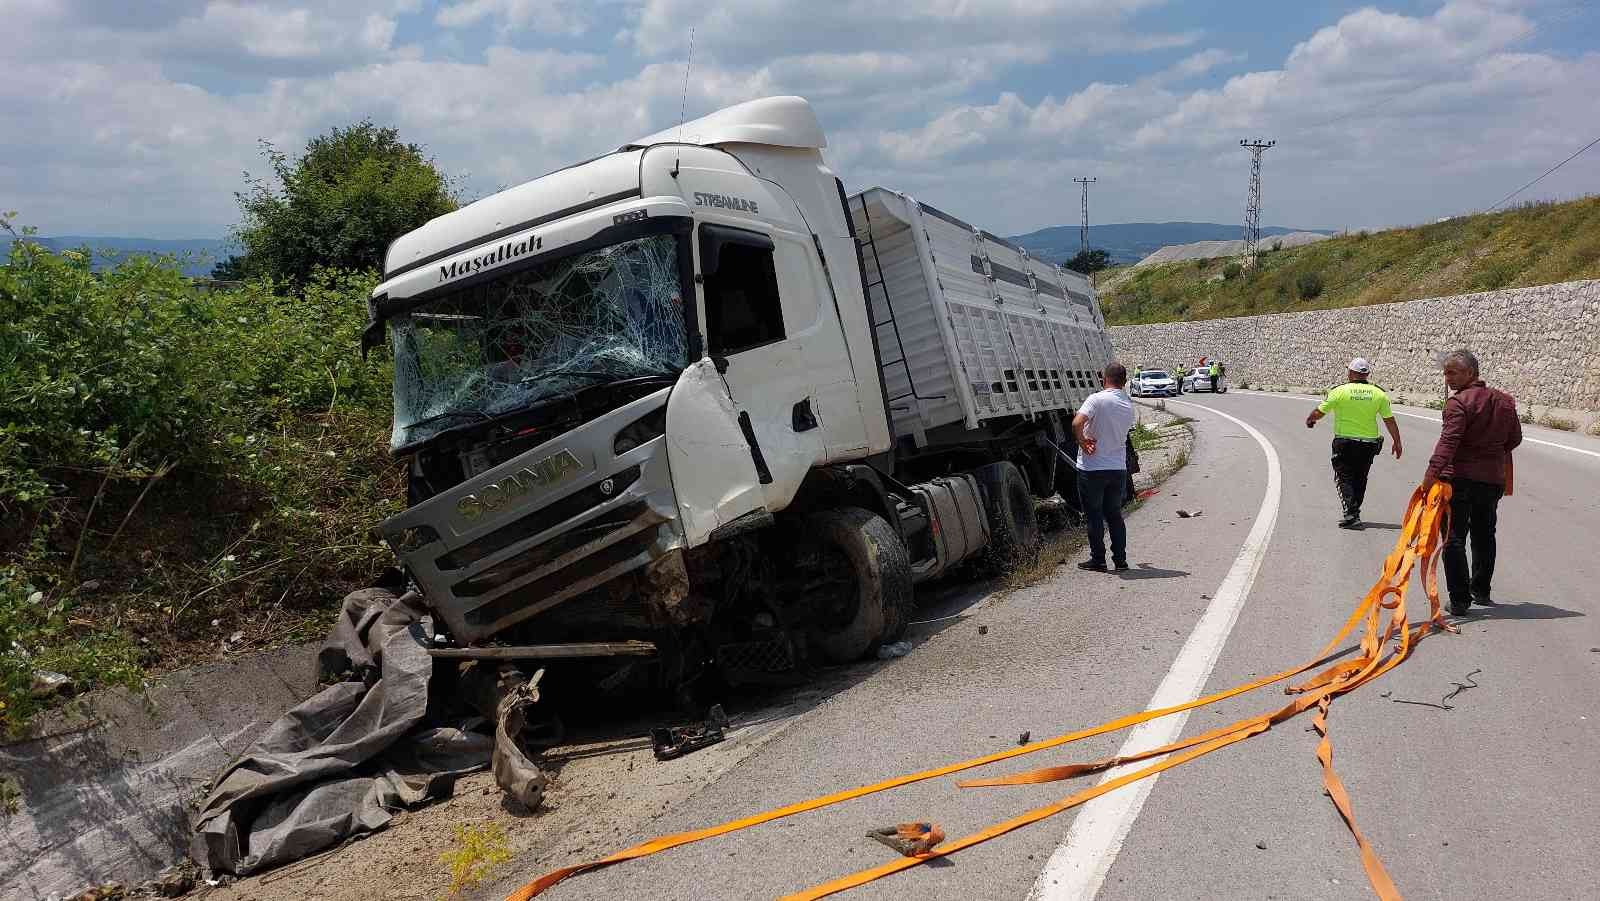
[389,233,687,449]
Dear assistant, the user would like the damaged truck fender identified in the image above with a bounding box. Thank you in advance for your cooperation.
[664,358,767,547]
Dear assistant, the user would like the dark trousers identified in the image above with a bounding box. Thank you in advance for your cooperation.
[1330,437,1381,519]
[1080,469,1128,565]
[1209,375,1219,391]
[1443,478,1503,607]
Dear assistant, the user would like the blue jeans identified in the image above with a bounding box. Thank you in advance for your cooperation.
[1079,468,1128,566]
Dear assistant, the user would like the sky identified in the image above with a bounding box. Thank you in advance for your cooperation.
[3,0,1598,239]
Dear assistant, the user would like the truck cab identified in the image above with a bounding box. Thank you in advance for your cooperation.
[369,97,890,645]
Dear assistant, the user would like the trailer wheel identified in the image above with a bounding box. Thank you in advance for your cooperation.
[972,461,1041,571]
[800,507,913,663]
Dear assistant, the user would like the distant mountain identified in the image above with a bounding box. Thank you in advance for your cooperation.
[1007,221,1334,266]
[1,235,234,278]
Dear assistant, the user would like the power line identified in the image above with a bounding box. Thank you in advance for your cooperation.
[1485,133,1600,212]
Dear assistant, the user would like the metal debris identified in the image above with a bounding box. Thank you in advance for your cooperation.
[1176,509,1203,518]
[867,822,945,857]
[1018,731,1031,745]
[652,704,730,761]
[876,640,912,659]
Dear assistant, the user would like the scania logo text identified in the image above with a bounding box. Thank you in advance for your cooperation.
[456,449,582,520]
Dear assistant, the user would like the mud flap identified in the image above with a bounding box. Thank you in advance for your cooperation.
[666,359,768,546]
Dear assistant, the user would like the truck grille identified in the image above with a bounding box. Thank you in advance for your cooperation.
[437,466,642,571]
[463,526,661,629]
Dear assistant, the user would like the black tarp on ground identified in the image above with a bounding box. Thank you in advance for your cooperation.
[192,588,493,876]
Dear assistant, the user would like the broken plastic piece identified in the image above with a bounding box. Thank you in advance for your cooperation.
[651,706,728,760]
[867,822,945,857]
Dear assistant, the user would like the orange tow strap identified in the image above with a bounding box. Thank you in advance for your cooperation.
[507,484,1452,901]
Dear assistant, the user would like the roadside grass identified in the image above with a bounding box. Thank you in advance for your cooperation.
[1,774,20,816]
[1539,415,1579,432]
[441,823,513,897]
[1099,195,1600,325]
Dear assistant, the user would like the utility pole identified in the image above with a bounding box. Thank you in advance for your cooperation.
[1072,177,1096,253]
[1239,139,1275,266]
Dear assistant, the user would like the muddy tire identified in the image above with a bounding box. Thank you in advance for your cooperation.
[801,507,913,663]
[972,461,1041,572]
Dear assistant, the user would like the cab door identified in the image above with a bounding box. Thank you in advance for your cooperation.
[694,221,844,508]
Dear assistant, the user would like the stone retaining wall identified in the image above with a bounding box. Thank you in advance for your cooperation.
[1109,280,1600,419]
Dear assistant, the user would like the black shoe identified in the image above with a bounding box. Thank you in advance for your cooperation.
[1338,517,1363,530]
[1472,595,1498,607]
[1113,561,1131,572]
[1449,600,1472,616]
[1078,560,1109,573]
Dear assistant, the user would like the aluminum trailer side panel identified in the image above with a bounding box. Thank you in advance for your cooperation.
[850,187,1112,438]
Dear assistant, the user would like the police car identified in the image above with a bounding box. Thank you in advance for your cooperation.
[1131,370,1179,397]
[1181,366,1227,393]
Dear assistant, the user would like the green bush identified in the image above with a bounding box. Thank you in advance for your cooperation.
[1296,271,1325,300]
[0,232,386,508]
[0,222,398,733]
[1222,262,1242,280]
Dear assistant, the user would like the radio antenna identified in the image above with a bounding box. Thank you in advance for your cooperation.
[671,27,695,178]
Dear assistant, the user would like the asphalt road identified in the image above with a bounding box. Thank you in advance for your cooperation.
[515,391,1600,901]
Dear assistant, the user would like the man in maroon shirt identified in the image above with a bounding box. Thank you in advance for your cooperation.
[1421,349,1522,616]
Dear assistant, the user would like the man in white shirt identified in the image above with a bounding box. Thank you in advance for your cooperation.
[1073,362,1137,572]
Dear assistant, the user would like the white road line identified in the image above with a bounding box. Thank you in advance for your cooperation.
[1230,390,1600,462]
[1028,401,1283,901]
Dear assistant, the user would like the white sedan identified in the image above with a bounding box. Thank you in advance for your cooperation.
[1181,367,1227,393]
[1130,370,1179,397]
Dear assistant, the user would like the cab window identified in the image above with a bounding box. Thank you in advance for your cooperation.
[700,224,786,355]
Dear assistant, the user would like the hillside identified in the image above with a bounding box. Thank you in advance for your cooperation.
[1099,196,1600,325]
[1008,221,1331,266]
[1,235,231,278]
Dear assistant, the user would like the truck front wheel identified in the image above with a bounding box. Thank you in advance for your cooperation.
[799,507,914,663]
[973,461,1041,570]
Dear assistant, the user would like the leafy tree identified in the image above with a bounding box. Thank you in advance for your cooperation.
[1296,270,1325,300]
[210,254,248,280]
[1065,248,1112,275]
[230,121,457,286]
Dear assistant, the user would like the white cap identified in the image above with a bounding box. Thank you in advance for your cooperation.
[1348,357,1371,374]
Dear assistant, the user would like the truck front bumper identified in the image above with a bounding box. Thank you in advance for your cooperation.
[381,388,682,644]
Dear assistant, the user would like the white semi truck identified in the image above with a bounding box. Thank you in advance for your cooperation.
[365,96,1117,697]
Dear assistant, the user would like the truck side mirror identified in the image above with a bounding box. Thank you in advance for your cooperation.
[712,354,730,374]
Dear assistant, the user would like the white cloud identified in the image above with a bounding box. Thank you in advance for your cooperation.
[1146,48,1247,85]
[852,1,1600,231]
[2,0,1596,239]
[434,0,592,37]
[623,0,1192,61]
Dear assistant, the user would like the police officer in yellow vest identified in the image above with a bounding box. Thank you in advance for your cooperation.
[1305,358,1403,529]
